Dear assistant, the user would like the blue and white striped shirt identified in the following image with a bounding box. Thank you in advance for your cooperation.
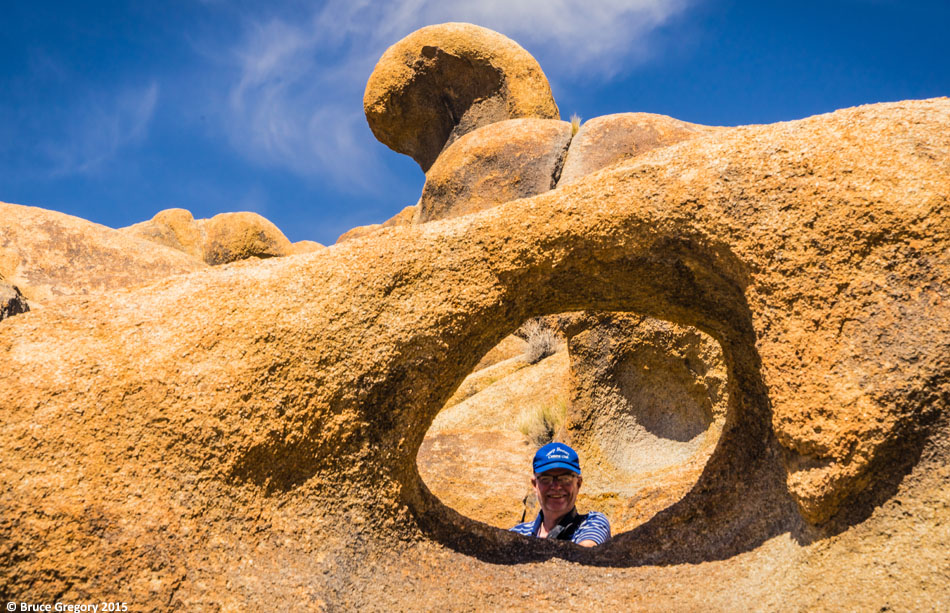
[510,510,611,545]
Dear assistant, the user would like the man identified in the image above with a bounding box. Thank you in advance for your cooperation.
[510,442,611,547]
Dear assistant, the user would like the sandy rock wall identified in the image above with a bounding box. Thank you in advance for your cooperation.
[2,99,948,609]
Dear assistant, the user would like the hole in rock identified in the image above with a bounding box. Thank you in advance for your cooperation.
[416,312,729,536]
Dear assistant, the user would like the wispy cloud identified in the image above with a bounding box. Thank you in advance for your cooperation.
[41,82,160,176]
[222,0,695,188]
[313,0,695,76]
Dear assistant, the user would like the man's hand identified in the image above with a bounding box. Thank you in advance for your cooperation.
[577,539,597,547]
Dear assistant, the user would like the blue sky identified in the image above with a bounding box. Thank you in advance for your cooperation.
[2,0,948,245]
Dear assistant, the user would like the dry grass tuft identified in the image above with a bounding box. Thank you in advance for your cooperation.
[521,319,561,364]
[570,113,582,135]
[517,398,569,447]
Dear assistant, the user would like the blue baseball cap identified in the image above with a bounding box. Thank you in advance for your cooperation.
[533,442,581,475]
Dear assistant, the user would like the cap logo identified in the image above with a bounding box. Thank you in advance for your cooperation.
[546,447,570,459]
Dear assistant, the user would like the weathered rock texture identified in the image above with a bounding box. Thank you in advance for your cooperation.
[290,240,325,255]
[418,429,534,530]
[364,23,560,171]
[558,112,722,185]
[122,208,294,265]
[0,201,207,304]
[562,313,728,532]
[418,118,573,222]
[2,99,949,610]
[0,282,30,321]
[336,204,418,244]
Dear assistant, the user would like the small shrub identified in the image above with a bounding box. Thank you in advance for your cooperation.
[518,398,569,448]
[521,319,561,364]
[570,113,582,135]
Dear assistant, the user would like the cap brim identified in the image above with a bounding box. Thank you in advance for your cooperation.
[533,460,581,475]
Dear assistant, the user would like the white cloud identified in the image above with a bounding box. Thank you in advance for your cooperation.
[42,82,160,176]
[223,0,695,187]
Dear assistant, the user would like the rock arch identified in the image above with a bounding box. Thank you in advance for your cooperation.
[2,99,948,607]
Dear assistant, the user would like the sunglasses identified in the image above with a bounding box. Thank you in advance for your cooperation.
[535,473,578,486]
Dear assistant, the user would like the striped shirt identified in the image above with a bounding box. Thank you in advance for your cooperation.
[510,509,611,545]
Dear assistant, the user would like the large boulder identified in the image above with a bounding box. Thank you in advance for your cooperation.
[418,118,573,222]
[0,201,207,303]
[417,119,571,223]
[121,207,205,259]
[558,112,721,185]
[202,212,293,265]
[364,23,560,172]
[2,99,949,610]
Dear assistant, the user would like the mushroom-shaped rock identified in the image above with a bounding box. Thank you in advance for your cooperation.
[0,201,207,303]
[558,112,721,185]
[364,23,560,172]
[418,118,572,222]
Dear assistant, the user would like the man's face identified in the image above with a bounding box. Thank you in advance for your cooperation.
[532,468,582,520]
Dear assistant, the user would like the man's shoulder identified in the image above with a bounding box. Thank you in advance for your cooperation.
[510,519,536,535]
[581,510,610,524]
[574,510,611,544]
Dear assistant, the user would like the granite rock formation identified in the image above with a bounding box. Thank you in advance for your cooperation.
[418,118,572,222]
[558,112,722,185]
[336,203,418,244]
[364,23,560,171]
[123,208,298,265]
[562,313,728,532]
[0,201,207,304]
[2,97,949,610]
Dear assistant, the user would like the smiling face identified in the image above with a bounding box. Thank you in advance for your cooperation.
[532,468,582,523]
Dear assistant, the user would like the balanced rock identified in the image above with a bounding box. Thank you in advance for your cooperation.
[364,23,560,172]
[418,118,572,222]
[0,201,206,303]
[558,112,721,185]
[2,99,949,610]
